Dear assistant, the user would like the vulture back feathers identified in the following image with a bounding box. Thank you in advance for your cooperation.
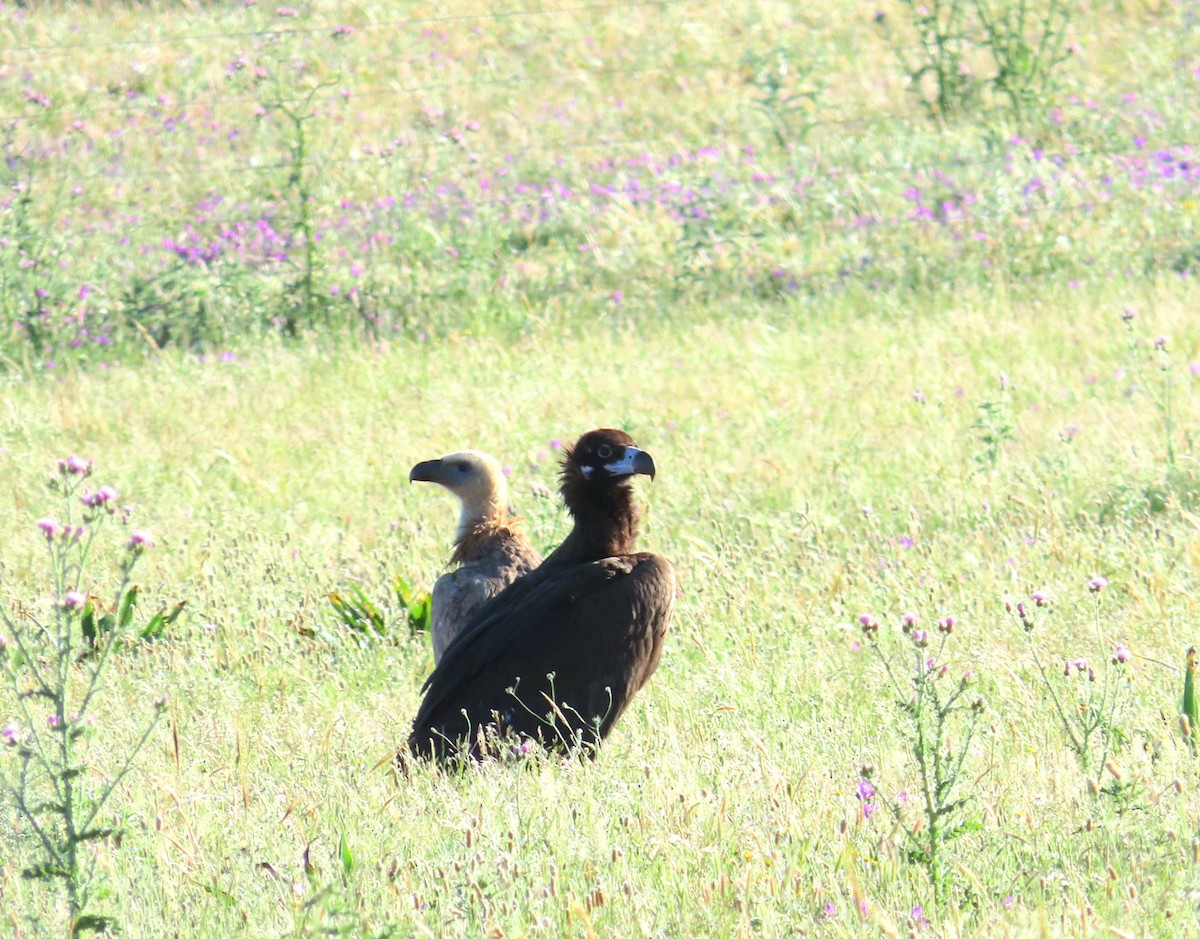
[409,449,541,663]
[407,429,675,764]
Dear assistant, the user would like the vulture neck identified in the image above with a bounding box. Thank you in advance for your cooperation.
[450,513,519,565]
[553,479,640,564]
[456,504,499,543]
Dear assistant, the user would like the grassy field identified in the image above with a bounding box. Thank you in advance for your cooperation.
[2,0,1200,936]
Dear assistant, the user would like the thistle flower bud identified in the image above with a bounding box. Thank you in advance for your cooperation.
[938,615,955,634]
[1088,575,1108,593]
[62,590,86,611]
[1112,644,1131,665]
[128,530,154,550]
[912,629,929,647]
[1031,590,1047,606]
[61,455,92,476]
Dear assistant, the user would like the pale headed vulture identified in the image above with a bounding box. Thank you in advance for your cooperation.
[407,429,675,764]
[409,450,542,663]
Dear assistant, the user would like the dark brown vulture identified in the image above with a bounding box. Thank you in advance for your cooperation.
[406,428,675,765]
[409,450,542,664]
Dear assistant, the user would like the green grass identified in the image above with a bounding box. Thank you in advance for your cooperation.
[2,0,1200,935]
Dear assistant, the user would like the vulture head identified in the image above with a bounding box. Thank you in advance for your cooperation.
[562,428,656,488]
[409,450,510,542]
[558,429,656,550]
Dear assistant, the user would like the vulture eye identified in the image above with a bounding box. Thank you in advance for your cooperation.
[596,444,614,459]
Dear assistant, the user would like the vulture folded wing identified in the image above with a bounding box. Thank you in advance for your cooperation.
[431,564,521,662]
[409,553,675,758]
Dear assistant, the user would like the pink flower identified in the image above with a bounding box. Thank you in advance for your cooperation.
[1112,644,1131,664]
[128,530,154,549]
[47,714,62,729]
[1088,575,1108,592]
[62,455,92,475]
[1031,590,1047,606]
[82,485,118,508]
[37,516,62,539]
[62,591,86,610]
[1,723,18,745]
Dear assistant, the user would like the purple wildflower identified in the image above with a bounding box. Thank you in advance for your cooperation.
[1112,644,1131,664]
[1088,575,1108,592]
[37,516,63,539]
[62,591,86,610]
[128,530,154,549]
[1031,590,1047,606]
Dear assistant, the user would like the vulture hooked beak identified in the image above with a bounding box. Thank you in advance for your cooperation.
[606,446,656,481]
[409,459,444,484]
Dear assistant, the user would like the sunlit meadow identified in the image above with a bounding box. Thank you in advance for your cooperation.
[1,0,1199,935]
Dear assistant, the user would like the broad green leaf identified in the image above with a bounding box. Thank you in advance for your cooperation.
[118,586,139,631]
[339,832,355,876]
[1183,647,1199,752]
[81,599,97,646]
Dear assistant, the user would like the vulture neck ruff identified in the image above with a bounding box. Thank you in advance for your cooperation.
[449,515,526,566]
[555,468,640,563]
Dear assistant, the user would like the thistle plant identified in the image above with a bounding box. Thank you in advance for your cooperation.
[1121,309,1183,476]
[1009,580,1133,781]
[878,0,1074,121]
[0,457,170,935]
[859,611,984,906]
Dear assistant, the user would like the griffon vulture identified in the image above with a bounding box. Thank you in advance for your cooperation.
[409,450,541,663]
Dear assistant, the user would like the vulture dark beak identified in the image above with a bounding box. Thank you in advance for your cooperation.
[605,446,656,481]
[409,459,443,484]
